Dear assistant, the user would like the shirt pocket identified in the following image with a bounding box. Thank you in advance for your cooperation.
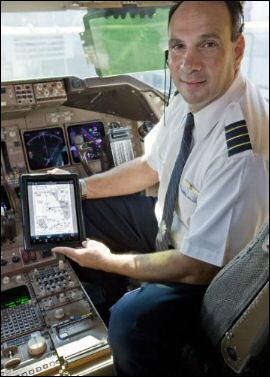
[178,180,199,226]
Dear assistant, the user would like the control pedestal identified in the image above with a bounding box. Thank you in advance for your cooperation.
[1,255,112,376]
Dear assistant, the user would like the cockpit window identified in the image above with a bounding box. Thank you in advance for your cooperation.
[1,2,269,99]
[1,7,169,80]
[1,6,170,94]
[80,7,169,77]
[1,10,94,81]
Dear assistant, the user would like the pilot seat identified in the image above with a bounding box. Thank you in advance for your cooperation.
[175,221,269,377]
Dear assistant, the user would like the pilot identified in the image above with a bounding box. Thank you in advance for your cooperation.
[52,1,269,375]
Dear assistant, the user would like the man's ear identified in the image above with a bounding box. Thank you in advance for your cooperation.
[234,34,245,71]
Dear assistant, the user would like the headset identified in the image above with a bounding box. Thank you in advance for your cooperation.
[163,49,172,125]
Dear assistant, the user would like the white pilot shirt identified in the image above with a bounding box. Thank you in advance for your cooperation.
[144,73,269,267]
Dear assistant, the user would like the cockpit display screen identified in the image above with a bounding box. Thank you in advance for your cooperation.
[68,122,105,162]
[20,174,85,251]
[1,286,31,309]
[23,127,69,171]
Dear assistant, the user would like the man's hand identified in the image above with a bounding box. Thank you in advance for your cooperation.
[47,168,71,174]
[52,239,113,270]
[53,241,220,283]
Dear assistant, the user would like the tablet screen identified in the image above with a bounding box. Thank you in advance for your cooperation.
[28,180,78,244]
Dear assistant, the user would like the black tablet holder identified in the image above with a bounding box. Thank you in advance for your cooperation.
[20,174,86,251]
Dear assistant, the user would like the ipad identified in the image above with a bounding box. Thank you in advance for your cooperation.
[20,174,86,251]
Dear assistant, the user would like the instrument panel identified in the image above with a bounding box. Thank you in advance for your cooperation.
[1,75,164,376]
[1,80,67,108]
[1,256,110,376]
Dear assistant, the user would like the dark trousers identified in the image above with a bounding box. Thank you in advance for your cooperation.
[71,195,159,307]
[72,195,207,376]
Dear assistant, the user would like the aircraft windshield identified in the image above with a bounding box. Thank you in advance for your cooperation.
[80,7,169,77]
[1,2,269,99]
[1,9,99,81]
[1,6,170,94]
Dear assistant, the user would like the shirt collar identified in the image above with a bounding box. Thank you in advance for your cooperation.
[187,73,246,143]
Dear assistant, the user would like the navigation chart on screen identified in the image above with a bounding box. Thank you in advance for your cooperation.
[29,183,78,237]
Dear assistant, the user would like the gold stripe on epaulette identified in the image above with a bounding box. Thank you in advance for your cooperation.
[226,133,249,142]
[225,125,246,134]
[228,141,252,152]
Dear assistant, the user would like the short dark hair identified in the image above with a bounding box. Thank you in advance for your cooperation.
[168,1,244,41]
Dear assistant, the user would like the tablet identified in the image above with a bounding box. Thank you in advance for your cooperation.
[20,174,86,251]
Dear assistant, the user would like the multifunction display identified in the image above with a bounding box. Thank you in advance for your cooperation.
[68,122,105,162]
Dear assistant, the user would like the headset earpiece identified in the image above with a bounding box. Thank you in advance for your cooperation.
[165,49,169,65]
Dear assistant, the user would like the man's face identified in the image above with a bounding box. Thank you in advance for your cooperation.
[168,1,245,113]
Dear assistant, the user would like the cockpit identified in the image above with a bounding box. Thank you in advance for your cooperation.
[1,1,269,376]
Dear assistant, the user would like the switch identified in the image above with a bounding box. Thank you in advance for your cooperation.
[54,308,65,319]
[58,259,65,271]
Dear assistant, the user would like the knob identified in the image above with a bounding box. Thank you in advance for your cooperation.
[70,291,77,300]
[15,275,23,283]
[1,258,7,266]
[12,254,20,263]
[54,308,65,319]
[4,357,21,369]
[27,334,47,356]
[2,276,10,285]
[59,293,66,303]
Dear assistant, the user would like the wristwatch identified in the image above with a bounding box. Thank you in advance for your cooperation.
[79,178,88,200]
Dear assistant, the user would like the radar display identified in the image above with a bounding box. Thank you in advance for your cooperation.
[23,128,69,170]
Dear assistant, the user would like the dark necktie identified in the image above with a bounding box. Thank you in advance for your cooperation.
[156,112,195,251]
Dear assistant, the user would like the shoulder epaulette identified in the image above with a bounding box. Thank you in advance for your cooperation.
[225,120,252,157]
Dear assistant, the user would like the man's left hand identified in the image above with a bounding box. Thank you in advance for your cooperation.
[52,239,112,270]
